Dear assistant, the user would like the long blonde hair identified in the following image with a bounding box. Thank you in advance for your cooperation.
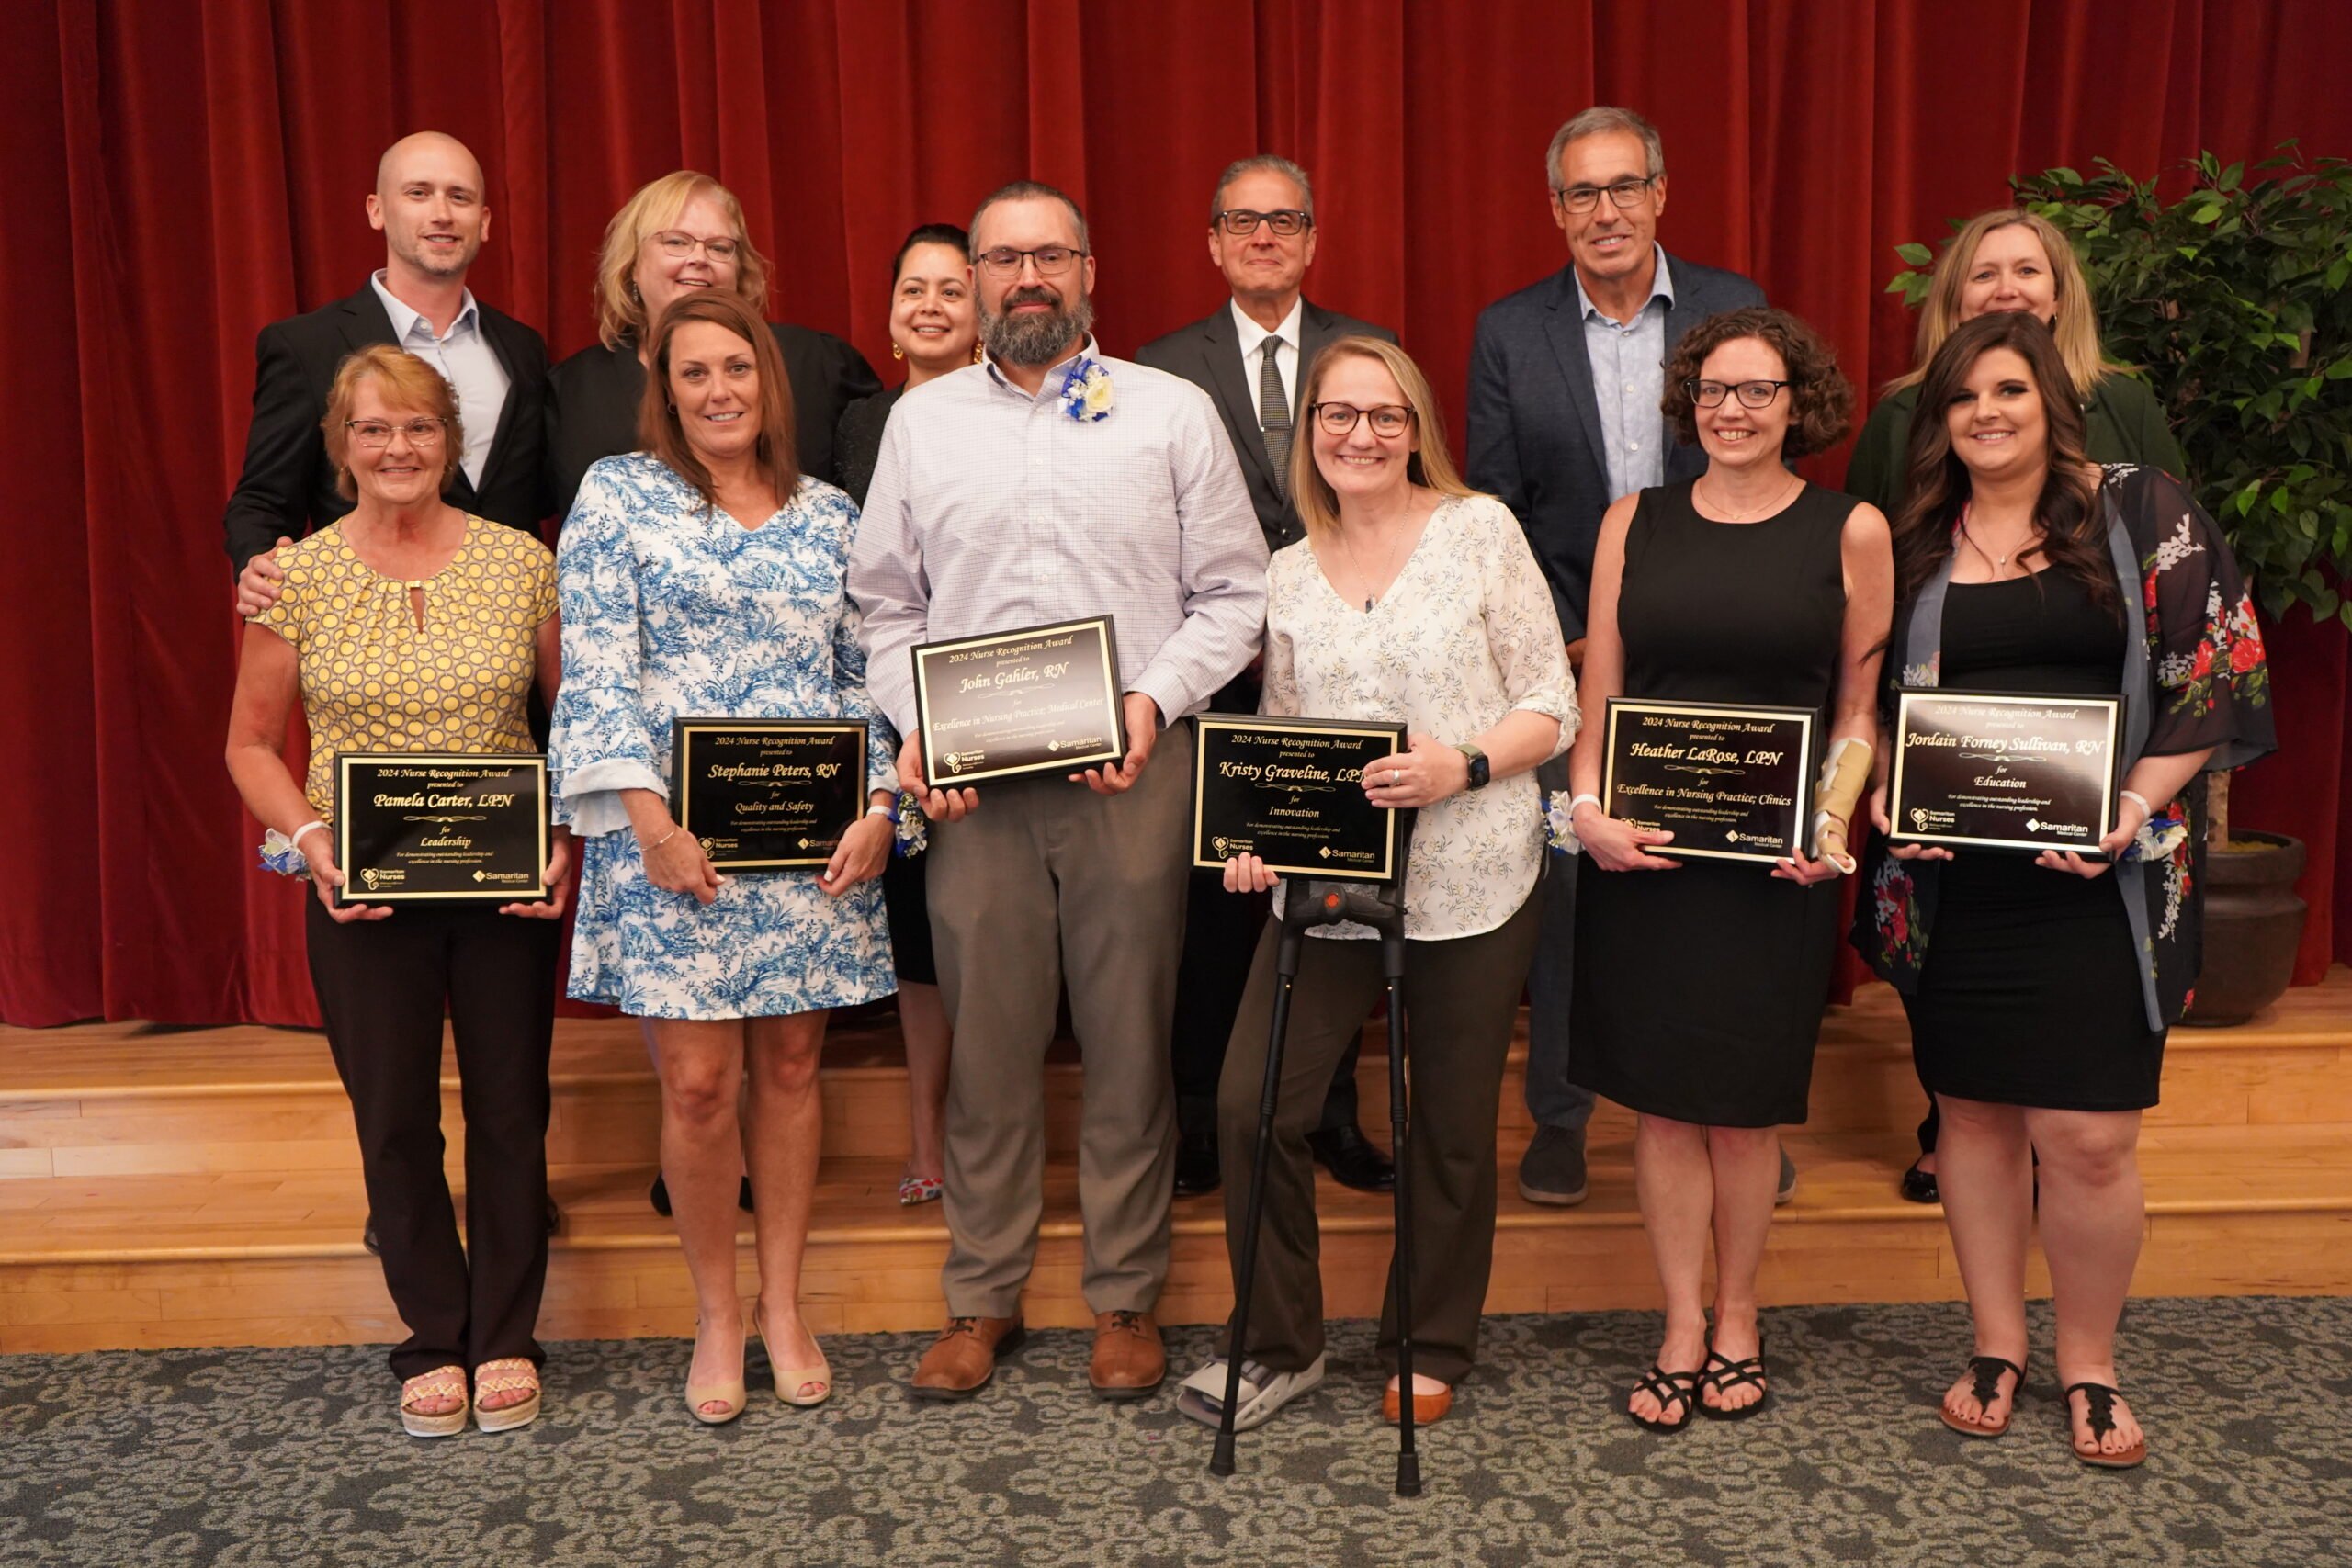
[1889,209,2120,397]
[1289,337,1477,534]
[593,171,773,349]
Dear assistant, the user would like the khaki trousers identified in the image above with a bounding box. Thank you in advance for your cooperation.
[929,723,1193,1316]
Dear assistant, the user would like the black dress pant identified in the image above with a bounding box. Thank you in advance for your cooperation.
[305,898,559,1381]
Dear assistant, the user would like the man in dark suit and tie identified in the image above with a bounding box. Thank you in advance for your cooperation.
[226,131,550,617]
[1138,154,1398,1197]
[1465,107,1792,1208]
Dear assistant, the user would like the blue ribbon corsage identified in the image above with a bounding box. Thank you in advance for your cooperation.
[1057,355,1114,423]
[892,791,930,860]
[258,827,312,876]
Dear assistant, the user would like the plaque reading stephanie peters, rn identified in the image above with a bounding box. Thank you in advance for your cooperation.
[1191,715,1408,883]
[912,616,1126,787]
[333,753,549,905]
[1888,689,2123,855]
[670,719,869,872]
[1600,699,1815,863]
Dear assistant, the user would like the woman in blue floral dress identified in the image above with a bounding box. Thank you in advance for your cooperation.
[552,290,897,1424]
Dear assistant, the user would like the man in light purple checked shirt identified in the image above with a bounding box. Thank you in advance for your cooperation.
[849,181,1267,1404]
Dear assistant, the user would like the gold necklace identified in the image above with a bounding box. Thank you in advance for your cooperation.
[1959,503,2039,576]
[1698,470,1801,522]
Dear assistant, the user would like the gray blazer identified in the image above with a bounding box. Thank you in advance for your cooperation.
[1464,253,1764,640]
[1138,299,1398,553]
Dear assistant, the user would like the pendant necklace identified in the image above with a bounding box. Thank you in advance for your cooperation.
[1959,502,2034,577]
[1340,520,1413,611]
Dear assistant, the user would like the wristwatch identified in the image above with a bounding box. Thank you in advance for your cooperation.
[1453,742,1490,791]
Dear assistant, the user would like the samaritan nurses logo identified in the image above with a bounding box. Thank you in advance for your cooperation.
[361,867,380,889]
[1912,808,1929,830]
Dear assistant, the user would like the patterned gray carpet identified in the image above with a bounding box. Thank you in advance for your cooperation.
[2,1297,2344,1566]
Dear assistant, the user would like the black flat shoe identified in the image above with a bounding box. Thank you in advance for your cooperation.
[648,1176,753,1215]
[1307,1124,1396,1192]
[1172,1132,1221,1197]
[1900,1159,1939,1204]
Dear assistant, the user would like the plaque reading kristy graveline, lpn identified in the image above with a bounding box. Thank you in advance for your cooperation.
[912,616,1125,787]
[1600,699,1815,863]
[1191,715,1408,883]
[1888,689,2123,855]
[670,719,868,872]
[334,753,548,905]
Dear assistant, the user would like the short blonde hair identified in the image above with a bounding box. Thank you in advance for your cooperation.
[594,171,772,349]
[1289,337,1477,535]
[1891,209,2120,397]
[320,345,463,501]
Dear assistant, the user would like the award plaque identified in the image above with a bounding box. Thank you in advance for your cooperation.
[1887,689,2123,855]
[333,752,549,904]
[1600,699,1815,863]
[912,615,1126,787]
[1191,715,1408,884]
[670,718,869,872]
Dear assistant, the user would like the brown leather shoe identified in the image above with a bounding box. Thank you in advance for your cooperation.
[1090,1310,1165,1400]
[910,1315,1024,1401]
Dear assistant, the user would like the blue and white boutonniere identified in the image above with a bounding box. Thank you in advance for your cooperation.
[1058,355,1114,423]
[892,790,930,860]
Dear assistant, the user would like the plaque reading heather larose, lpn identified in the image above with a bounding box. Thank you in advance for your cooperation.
[333,752,549,905]
[670,719,869,872]
[912,615,1126,788]
[1600,699,1815,864]
[1191,715,1408,884]
[1888,689,2123,855]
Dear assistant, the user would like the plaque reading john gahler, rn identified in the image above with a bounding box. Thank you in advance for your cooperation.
[912,615,1126,787]
[334,752,548,905]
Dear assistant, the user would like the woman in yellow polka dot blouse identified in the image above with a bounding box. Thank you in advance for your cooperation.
[226,345,569,1439]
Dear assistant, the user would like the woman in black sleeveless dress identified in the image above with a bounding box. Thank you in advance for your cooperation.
[1856,312,2272,1468]
[1564,309,1893,1431]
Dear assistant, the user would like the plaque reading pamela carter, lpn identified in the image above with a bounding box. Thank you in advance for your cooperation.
[334,753,548,904]
[1191,715,1408,883]
[1888,689,2122,855]
[912,616,1126,787]
[1600,700,1815,863]
[671,719,869,872]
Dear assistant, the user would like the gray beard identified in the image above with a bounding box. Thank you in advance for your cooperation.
[982,293,1095,367]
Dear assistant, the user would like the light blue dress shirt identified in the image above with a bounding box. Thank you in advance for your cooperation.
[1573,245,1676,502]
[369,271,511,489]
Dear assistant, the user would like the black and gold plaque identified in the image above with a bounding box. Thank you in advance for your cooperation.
[333,753,549,905]
[1888,689,2123,855]
[912,616,1125,787]
[671,719,869,872]
[1600,699,1815,863]
[1191,715,1408,884]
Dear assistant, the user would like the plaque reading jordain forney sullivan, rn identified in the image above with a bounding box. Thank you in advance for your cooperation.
[1888,689,2123,855]
[912,615,1126,787]
[1601,699,1815,864]
[334,752,549,905]
[670,718,869,872]
[1191,715,1408,883]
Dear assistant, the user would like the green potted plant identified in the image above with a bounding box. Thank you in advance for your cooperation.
[1890,146,2352,1023]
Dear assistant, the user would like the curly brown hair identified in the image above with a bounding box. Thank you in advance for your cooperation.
[1661,307,1855,460]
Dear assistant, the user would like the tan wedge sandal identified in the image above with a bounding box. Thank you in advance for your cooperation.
[400,1364,469,1438]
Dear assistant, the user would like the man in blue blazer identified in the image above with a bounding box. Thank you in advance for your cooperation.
[1465,107,1782,1208]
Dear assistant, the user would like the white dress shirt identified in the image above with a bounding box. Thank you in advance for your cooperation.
[848,339,1268,739]
[1572,244,1676,501]
[1230,296,1305,428]
[370,271,511,489]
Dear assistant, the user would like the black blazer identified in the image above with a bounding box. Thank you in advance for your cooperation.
[545,323,882,521]
[1136,299,1398,552]
[1464,253,1764,640]
[221,284,552,574]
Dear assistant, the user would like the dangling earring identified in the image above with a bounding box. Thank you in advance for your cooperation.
[972,343,985,364]
[890,344,904,361]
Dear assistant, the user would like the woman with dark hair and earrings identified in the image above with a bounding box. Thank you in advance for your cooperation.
[1856,310,2271,1468]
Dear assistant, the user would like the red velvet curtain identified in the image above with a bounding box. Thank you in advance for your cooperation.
[6,0,2348,1026]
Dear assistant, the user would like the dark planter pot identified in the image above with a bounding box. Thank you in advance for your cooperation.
[2183,830,2307,1027]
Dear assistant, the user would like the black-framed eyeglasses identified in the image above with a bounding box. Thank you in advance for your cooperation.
[1311,402,1415,437]
[1213,208,1313,237]
[344,417,447,447]
[1684,379,1791,410]
[976,245,1086,277]
[1555,176,1657,214]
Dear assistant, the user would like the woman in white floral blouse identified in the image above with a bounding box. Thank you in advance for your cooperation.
[1174,338,1576,1434]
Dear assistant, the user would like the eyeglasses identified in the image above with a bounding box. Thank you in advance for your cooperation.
[1555,176,1657,214]
[976,245,1086,277]
[1311,402,1415,437]
[1684,379,1791,410]
[650,231,741,262]
[344,417,447,447]
[1213,209,1312,237]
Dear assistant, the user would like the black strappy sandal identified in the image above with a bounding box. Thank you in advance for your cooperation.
[1625,1364,1702,1433]
[1939,1355,2025,1438]
[2065,1382,2148,1469]
[1698,1342,1772,1420]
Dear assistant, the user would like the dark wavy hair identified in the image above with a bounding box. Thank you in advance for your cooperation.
[639,288,799,509]
[1661,306,1855,460]
[1890,310,2113,612]
[890,222,969,285]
